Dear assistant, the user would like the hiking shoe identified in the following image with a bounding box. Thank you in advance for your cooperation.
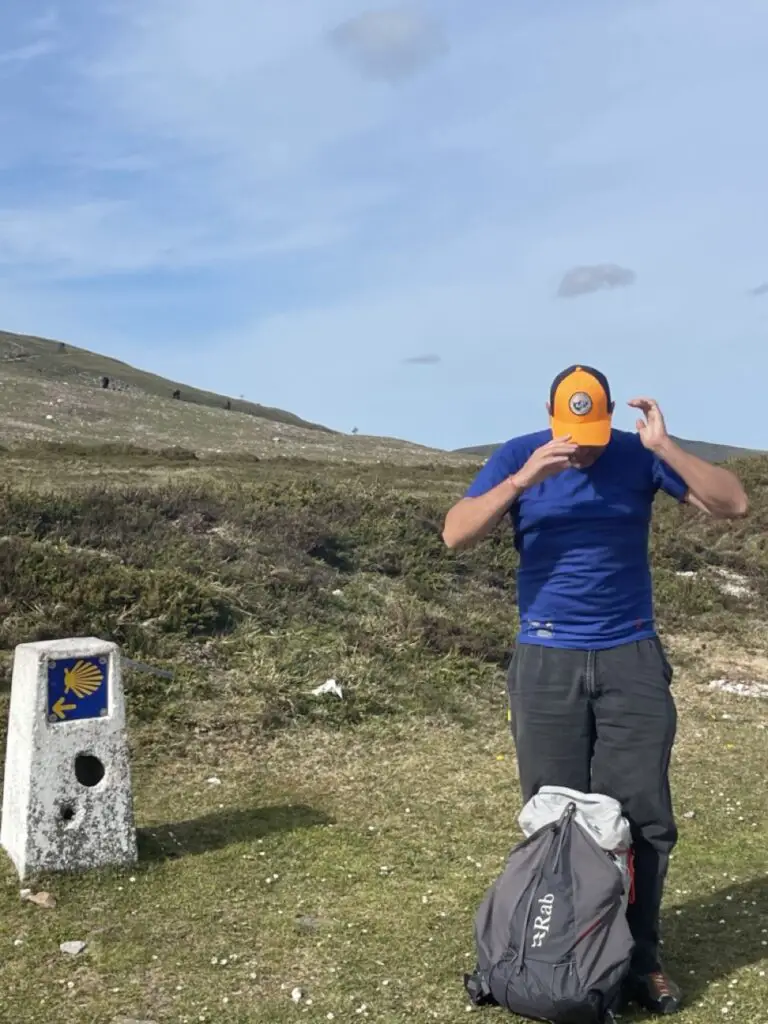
[628,970,683,1015]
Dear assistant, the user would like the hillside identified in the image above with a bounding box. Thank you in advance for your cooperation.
[456,435,764,463]
[0,328,331,433]
[0,329,470,467]
[0,443,765,1023]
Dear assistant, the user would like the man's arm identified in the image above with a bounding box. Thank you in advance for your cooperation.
[442,476,523,550]
[442,434,578,549]
[653,438,748,518]
[629,397,748,519]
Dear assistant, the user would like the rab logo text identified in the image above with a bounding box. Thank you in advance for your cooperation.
[531,893,555,948]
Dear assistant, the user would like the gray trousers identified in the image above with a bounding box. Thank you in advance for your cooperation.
[507,637,678,975]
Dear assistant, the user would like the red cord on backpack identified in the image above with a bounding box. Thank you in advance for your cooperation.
[627,846,636,905]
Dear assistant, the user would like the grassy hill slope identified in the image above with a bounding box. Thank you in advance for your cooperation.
[0,331,470,466]
[0,328,331,432]
[0,444,765,1023]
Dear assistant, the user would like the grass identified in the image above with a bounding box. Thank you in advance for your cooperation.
[0,444,766,1024]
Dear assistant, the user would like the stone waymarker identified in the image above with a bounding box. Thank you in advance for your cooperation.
[1,638,137,880]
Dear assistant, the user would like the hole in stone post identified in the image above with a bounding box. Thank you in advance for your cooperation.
[74,753,105,788]
[60,803,76,822]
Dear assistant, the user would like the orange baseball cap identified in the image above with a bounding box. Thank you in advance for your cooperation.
[549,364,614,446]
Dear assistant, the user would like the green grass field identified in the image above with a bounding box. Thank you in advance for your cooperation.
[0,444,766,1024]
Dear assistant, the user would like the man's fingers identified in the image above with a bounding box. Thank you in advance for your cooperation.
[627,397,657,410]
[542,452,576,465]
[541,451,577,464]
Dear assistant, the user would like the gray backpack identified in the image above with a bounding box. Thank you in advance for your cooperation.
[464,802,633,1023]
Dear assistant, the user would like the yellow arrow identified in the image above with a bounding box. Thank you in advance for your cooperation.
[52,697,77,720]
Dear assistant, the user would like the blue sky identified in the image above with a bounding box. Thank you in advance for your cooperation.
[1,0,767,450]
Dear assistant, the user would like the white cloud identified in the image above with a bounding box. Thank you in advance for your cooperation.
[0,39,56,66]
[403,353,441,365]
[0,183,393,276]
[82,0,392,176]
[329,7,447,82]
[557,264,637,299]
[6,0,403,274]
[29,8,60,35]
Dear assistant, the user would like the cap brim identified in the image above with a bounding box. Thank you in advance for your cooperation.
[550,417,612,446]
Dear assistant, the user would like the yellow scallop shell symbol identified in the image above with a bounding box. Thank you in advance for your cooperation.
[64,659,104,699]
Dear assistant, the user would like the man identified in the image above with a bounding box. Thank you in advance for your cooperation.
[442,365,748,1015]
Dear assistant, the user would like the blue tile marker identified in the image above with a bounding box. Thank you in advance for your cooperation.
[47,655,109,723]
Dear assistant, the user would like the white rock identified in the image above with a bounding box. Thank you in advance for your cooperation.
[708,680,768,699]
[206,777,222,785]
[25,890,57,909]
[291,987,304,1003]
[712,567,752,598]
[60,940,86,956]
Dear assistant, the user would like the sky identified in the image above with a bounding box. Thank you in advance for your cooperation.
[1,0,768,450]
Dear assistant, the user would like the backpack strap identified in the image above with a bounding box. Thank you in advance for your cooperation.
[463,970,496,1006]
[552,801,576,872]
[627,846,636,904]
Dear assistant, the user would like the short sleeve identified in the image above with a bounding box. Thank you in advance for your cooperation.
[652,453,688,502]
[464,439,526,498]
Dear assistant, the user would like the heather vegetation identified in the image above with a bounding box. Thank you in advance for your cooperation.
[0,443,765,1023]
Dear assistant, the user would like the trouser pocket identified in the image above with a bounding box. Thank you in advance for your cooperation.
[651,637,674,685]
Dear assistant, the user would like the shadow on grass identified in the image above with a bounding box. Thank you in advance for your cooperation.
[623,875,768,1019]
[137,803,333,863]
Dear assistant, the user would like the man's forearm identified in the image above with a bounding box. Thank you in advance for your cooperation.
[442,476,523,549]
[654,439,748,518]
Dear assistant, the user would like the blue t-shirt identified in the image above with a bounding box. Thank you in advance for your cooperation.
[464,429,688,649]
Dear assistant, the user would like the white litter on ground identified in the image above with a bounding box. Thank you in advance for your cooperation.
[708,680,768,699]
[674,568,752,599]
[311,679,343,699]
[711,568,752,599]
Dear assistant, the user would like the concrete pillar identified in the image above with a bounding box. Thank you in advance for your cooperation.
[1,638,138,880]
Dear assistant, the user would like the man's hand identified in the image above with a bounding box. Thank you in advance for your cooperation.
[628,397,670,455]
[513,436,578,490]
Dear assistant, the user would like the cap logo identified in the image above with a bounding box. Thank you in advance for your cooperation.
[568,391,593,416]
